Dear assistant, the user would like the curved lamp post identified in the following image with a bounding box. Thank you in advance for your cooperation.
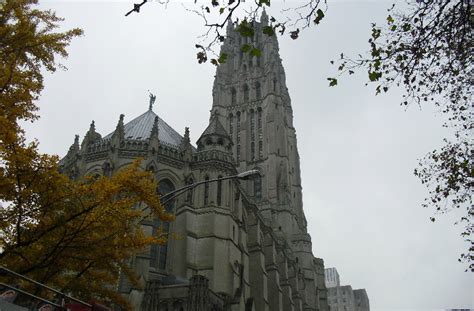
[160,169,260,205]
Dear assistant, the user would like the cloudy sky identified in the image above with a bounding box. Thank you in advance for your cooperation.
[27,0,473,309]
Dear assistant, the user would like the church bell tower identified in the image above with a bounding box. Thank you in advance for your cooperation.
[211,11,307,239]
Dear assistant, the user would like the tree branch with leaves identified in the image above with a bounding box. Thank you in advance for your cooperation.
[329,0,473,271]
[1,0,174,307]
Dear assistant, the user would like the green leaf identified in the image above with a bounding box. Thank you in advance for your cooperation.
[236,20,255,37]
[386,14,394,24]
[327,78,338,87]
[211,59,219,66]
[314,9,325,25]
[219,7,225,14]
[368,71,381,81]
[218,53,228,64]
[262,26,275,36]
[250,48,262,57]
[241,44,251,53]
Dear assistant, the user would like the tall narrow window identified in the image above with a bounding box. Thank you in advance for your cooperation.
[186,178,194,203]
[217,175,222,206]
[255,82,261,99]
[251,142,255,161]
[243,84,249,102]
[229,113,234,141]
[254,175,262,199]
[250,110,255,141]
[236,112,241,160]
[151,179,175,270]
[250,109,255,161]
[258,108,263,159]
[231,88,237,105]
[204,176,210,206]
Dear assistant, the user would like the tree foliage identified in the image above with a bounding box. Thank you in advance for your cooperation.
[330,0,473,270]
[0,0,174,306]
[126,0,327,65]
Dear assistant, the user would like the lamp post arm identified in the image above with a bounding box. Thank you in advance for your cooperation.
[160,175,237,205]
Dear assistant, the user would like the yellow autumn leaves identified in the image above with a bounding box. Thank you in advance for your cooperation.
[0,0,173,307]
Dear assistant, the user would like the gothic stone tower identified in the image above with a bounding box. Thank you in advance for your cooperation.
[211,13,328,310]
[60,12,328,311]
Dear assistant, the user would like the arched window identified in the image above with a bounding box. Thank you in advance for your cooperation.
[204,176,210,206]
[231,88,237,105]
[151,179,175,270]
[243,84,249,102]
[217,175,223,206]
[102,162,112,177]
[255,82,261,99]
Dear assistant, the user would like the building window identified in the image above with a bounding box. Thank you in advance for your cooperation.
[255,81,261,99]
[204,176,210,205]
[251,142,255,161]
[236,112,241,160]
[243,84,249,102]
[250,109,255,141]
[217,175,222,206]
[229,113,234,140]
[231,88,237,105]
[186,178,194,203]
[257,108,263,159]
[254,175,262,199]
[250,109,256,160]
[151,179,175,270]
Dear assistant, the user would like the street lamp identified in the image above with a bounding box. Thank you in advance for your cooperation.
[160,169,260,205]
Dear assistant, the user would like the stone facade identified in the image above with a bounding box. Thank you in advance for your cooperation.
[60,13,329,311]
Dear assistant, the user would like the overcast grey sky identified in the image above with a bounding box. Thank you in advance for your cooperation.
[27,1,473,309]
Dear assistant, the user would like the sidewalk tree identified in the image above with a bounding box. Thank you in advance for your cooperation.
[0,0,173,306]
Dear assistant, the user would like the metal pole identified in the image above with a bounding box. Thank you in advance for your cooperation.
[0,266,92,308]
[0,282,65,310]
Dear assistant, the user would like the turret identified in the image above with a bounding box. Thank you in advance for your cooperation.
[196,116,232,153]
